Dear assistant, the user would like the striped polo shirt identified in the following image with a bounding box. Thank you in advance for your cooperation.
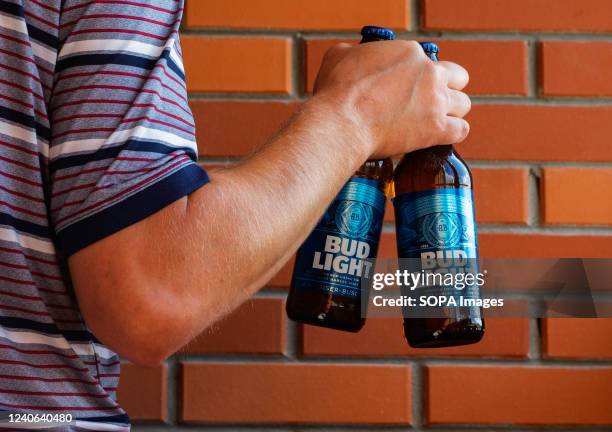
[0,0,208,429]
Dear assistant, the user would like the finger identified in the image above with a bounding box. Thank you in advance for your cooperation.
[313,43,352,93]
[447,89,471,118]
[439,117,470,145]
[321,43,352,70]
[438,61,469,90]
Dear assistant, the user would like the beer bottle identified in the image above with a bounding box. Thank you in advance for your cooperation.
[393,43,485,347]
[286,26,395,332]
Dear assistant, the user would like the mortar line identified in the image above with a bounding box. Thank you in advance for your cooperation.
[409,0,420,32]
[411,360,424,429]
[175,355,612,366]
[531,317,543,360]
[467,161,612,169]
[179,28,612,40]
[527,37,539,98]
[165,355,179,426]
[285,316,300,361]
[291,33,304,98]
[527,167,541,227]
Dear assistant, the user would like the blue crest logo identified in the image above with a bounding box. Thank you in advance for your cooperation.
[335,201,372,238]
[422,213,461,247]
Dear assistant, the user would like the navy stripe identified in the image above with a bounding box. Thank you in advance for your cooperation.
[57,163,209,256]
[56,53,157,73]
[0,0,21,18]
[0,1,59,49]
[161,49,185,80]
[56,51,185,79]
[0,212,50,238]
[50,139,197,171]
[0,105,50,141]
[0,316,94,342]
[26,23,59,50]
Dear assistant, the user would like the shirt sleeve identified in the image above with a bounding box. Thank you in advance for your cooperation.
[49,0,208,256]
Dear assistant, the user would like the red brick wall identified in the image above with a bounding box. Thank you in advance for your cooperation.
[117,0,612,428]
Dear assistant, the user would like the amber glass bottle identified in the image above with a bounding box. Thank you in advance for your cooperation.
[286,26,395,332]
[393,43,485,347]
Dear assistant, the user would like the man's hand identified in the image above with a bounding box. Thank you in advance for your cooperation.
[70,40,471,366]
[314,40,471,158]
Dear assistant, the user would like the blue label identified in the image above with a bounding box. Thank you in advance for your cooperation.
[292,177,386,298]
[393,188,479,299]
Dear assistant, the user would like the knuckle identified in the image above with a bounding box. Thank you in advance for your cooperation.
[428,111,446,134]
[433,89,448,110]
[324,43,349,60]
[454,91,471,112]
[432,63,447,82]
[332,42,351,51]
[436,116,448,134]
[423,59,438,75]
[395,39,420,53]
[407,40,423,54]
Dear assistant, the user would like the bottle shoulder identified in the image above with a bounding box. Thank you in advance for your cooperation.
[355,158,394,182]
[394,146,472,192]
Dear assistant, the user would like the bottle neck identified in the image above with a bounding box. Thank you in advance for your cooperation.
[360,35,388,44]
[360,33,393,164]
[412,144,454,158]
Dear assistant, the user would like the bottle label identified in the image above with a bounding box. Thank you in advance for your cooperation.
[292,177,386,298]
[393,188,479,300]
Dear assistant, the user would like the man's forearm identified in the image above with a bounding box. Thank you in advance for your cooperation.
[70,96,374,364]
[169,97,374,342]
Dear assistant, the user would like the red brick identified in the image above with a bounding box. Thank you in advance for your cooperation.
[423,0,612,32]
[302,318,529,357]
[179,298,285,355]
[185,0,409,31]
[304,39,528,95]
[542,168,612,225]
[182,37,292,93]
[541,41,612,97]
[191,100,299,157]
[378,232,397,258]
[543,318,612,359]
[117,364,167,422]
[383,197,395,223]
[426,365,612,425]
[181,362,411,424]
[458,105,612,162]
[267,255,295,289]
[478,233,612,258]
[473,168,529,224]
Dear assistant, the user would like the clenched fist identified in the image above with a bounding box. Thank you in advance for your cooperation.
[312,40,471,158]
